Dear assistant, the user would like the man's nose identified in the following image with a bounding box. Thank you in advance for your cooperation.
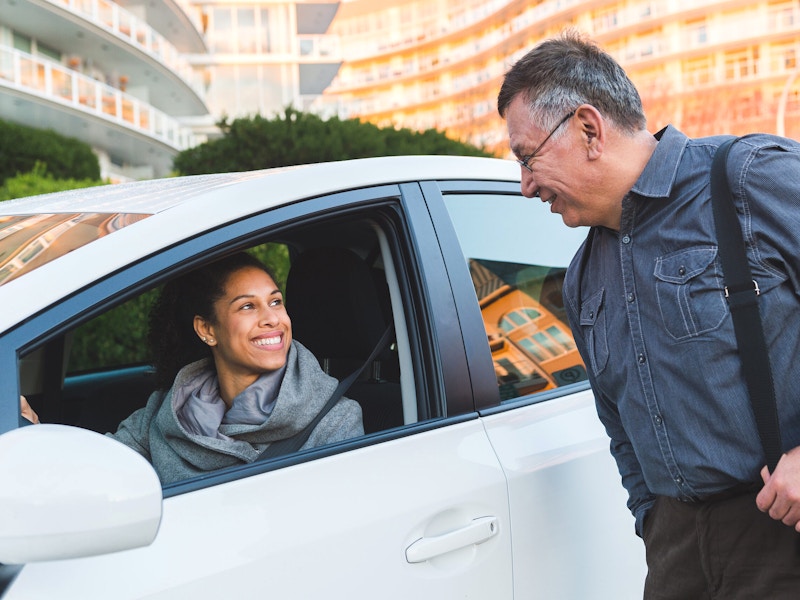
[520,169,540,199]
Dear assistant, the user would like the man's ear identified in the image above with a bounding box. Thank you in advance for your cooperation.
[574,104,604,159]
[193,315,216,346]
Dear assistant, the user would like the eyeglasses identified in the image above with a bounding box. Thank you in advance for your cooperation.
[516,111,575,173]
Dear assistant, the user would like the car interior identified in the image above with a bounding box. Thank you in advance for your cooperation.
[18,211,426,457]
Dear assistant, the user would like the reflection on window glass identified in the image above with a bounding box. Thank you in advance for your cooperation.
[443,193,588,401]
[0,213,148,286]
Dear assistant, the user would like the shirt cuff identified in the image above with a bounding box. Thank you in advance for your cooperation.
[633,498,656,538]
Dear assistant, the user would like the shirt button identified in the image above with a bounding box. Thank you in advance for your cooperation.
[627,293,635,302]
[675,476,684,485]
[678,266,686,276]
[622,235,631,244]
[637,354,646,364]
[589,311,594,319]
[654,415,663,425]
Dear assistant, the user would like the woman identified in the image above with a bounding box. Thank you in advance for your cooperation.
[23,252,364,484]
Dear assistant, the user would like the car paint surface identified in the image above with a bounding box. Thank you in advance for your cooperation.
[0,156,646,598]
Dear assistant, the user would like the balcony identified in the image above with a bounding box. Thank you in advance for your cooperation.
[4,0,207,116]
[0,46,201,178]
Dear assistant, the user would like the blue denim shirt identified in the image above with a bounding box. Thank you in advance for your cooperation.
[563,125,800,536]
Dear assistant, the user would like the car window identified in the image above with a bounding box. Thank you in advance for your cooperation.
[441,193,589,402]
[16,204,437,488]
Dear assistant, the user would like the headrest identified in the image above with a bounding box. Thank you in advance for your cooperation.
[286,247,387,359]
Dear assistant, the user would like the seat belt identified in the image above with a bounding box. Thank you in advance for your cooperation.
[255,323,394,461]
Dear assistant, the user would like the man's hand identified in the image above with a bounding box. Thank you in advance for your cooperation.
[757,446,800,530]
[20,395,39,424]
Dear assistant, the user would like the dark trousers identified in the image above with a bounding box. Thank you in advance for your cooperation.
[643,489,800,599]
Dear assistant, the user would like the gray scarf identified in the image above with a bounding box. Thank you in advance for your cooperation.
[174,364,286,439]
[109,341,364,484]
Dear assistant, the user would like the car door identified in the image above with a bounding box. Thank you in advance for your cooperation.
[425,181,649,599]
[2,184,514,599]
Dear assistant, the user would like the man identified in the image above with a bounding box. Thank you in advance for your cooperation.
[498,29,800,598]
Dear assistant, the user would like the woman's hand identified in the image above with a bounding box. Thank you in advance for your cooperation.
[20,395,39,424]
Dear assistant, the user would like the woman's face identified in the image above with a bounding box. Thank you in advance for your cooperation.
[197,266,292,395]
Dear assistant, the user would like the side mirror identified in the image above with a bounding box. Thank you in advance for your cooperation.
[0,424,162,563]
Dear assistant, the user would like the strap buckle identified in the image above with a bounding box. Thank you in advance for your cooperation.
[724,279,760,298]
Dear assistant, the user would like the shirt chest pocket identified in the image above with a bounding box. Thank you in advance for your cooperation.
[580,288,609,376]
[654,247,727,340]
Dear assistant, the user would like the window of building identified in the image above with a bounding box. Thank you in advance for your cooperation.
[724,46,759,81]
[237,8,257,53]
[211,8,233,53]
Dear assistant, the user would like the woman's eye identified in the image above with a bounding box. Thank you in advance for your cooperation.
[270,298,283,307]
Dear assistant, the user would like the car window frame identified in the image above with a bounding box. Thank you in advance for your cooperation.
[1,182,479,495]
[422,179,592,415]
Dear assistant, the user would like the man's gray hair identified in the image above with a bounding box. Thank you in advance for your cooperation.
[497,29,647,133]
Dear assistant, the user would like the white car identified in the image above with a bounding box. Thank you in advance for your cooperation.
[0,156,645,599]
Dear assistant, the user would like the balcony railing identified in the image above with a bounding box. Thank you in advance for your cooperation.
[49,0,204,99]
[0,46,200,151]
[335,0,590,63]
[298,34,340,59]
[330,0,587,91]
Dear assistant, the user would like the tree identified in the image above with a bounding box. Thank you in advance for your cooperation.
[0,119,100,185]
[173,107,492,175]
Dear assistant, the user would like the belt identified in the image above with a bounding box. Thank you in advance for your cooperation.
[679,482,762,505]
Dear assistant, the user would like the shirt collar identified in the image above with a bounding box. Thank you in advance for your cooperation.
[629,124,689,200]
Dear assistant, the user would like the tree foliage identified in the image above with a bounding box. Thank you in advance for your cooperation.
[0,119,100,185]
[68,291,158,372]
[0,162,105,201]
[174,107,492,175]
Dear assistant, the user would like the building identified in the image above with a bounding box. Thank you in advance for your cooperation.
[0,0,342,181]
[183,0,341,130]
[321,0,800,156]
[0,0,210,181]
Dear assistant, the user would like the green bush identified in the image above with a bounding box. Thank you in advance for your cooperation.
[174,107,492,175]
[0,119,100,185]
[0,162,105,201]
[67,291,158,373]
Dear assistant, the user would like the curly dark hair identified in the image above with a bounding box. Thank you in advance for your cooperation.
[148,252,275,390]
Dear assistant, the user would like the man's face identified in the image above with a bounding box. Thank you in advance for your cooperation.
[505,95,608,229]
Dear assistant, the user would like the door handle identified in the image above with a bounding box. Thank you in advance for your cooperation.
[405,516,498,564]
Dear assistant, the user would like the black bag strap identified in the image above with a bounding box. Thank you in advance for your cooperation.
[711,138,783,471]
[256,323,394,461]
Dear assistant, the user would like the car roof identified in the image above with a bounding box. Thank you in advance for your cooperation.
[0,156,517,216]
[0,155,520,332]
